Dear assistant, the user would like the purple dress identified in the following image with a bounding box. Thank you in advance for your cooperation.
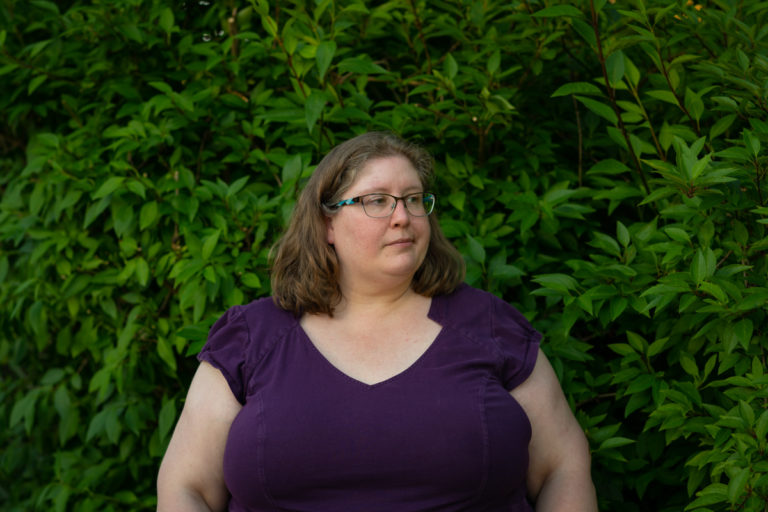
[198,284,541,512]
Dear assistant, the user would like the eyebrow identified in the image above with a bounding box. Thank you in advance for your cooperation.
[350,185,424,196]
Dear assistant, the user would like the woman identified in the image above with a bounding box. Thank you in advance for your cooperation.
[157,132,597,511]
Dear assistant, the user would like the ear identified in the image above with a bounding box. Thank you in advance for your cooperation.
[325,215,335,245]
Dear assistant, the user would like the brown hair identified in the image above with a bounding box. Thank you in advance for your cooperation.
[270,132,465,315]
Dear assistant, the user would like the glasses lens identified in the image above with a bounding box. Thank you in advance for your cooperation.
[360,193,435,217]
[404,193,434,216]
[420,193,435,216]
[361,194,394,217]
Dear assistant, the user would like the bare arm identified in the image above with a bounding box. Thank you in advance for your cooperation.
[157,361,242,512]
[511,349,598,511]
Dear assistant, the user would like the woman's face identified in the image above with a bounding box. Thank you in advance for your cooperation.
[326,155,431,292]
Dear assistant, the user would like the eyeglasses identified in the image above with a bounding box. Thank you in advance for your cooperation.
[328,192,436,218]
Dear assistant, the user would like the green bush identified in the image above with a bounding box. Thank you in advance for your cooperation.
[1,0,766,510]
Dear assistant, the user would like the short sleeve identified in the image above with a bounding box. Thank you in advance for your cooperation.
[197,306,250,404]
[492,296,542,390]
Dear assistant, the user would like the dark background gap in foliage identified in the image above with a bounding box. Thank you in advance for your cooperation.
[1,0,767,510]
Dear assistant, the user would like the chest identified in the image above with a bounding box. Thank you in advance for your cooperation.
[222,327,533,512]
[300,313,443,386]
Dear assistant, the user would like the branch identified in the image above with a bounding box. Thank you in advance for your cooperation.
[589,0,651,195]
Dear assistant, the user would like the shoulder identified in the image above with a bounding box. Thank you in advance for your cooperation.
[223,296,296,355]
[198,296,297,403]
[200,296,296,367]
[432,284,542,389]
[432,283,539,342]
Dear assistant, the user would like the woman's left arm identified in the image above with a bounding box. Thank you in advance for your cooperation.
[510,348,598,511]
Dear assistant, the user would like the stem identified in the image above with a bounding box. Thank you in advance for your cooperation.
[629,85,665,161]
[588,0,651,195]
[572,95,584,186]
[754,160,765,206]
[407,0,432,74]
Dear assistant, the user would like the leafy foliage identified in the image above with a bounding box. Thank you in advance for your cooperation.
[1,0,767,510]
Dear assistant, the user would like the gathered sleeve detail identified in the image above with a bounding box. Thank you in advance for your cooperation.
[197,305,251,404]
[491,294,542,391]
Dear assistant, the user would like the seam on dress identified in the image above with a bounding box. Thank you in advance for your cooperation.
[253,390,280,508]
[476,374,491,499]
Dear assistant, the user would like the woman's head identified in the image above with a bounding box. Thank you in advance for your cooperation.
[270,132,465,315]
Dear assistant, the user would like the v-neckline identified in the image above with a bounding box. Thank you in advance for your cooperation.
[295,296,445,388]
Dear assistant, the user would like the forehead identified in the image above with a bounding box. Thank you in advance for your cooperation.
[347,155,422,191]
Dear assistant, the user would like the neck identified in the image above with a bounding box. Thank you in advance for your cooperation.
[333,279,417,319]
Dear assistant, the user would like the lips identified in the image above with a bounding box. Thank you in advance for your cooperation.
[386,237,414,246]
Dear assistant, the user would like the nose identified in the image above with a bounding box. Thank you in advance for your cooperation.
[390,197,411,225]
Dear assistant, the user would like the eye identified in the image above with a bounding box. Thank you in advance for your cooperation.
[406,193,424,205]
[365,194,390,206]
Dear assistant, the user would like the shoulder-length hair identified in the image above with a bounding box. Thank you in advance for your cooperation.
[270,131,465,316]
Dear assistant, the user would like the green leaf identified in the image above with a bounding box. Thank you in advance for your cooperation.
[282,154,302,184]
[610,297,628,320]
[486,50,499,75]
[571,18,596,48]
[709,114,736,140]
[83,196,111,229]
[241,273,262,288]
[139,201,158,231]
[755,410,768,440]
[202,230,221,260]
[316,40,336,80]
[148,80,173,95]
[227,176,249,199]
[10,389,41,433]
[647,337,668,357]
[93,177,126,199]
[305,90,327,132]
[28,74,47,95]
[574,96,618,125]
[157,337,177,371]
[598,437,635,450]
[337,56,388,74]
[532,273,579,293]
[646,90,679,105]
[159,7,174,34]
[466,235,486,264]
[727,467,750,504]
[684,88,704,122]
[664,227,690,244]
[551,82,602,98]
[533,5,584,17]
[606,50,625,87]
[135,257,149,286]
[445,53,458,79]
[679,352,699,378]
[699,281,727,303]
[41,368,66,386]
[733,318,753,350]
[448,190,465,211]
[626,331,647,353]
[616,221,630,248]
[262,15,278,38]
[687,483,727,509]
[158,398,177,444]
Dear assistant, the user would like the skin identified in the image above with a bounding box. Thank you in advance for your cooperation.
[157,155,597,511]
[157,362,240,512]
[513,351,598,510]
[325,155,431,299]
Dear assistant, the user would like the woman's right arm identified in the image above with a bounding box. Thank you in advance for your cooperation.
[157,361,242,512]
